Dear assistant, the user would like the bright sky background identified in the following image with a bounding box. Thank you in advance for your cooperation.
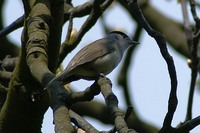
[3,0,200,133]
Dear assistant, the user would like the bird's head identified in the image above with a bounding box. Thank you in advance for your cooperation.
[108,31,139,51]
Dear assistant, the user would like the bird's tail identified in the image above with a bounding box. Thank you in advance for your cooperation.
[44,73,64,90]
[44,71,80,90]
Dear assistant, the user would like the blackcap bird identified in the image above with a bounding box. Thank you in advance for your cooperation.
[47,31,139,86]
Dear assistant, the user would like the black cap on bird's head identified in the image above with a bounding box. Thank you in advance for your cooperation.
[109,31,129,38]
[109,31,140,46]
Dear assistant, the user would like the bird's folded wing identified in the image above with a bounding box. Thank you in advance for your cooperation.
[66,39,116,72]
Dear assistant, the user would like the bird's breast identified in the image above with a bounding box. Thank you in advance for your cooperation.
[92,50,122,75]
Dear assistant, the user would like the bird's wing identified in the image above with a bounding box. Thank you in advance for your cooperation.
[46,38,116,86]
[66,38,116,72]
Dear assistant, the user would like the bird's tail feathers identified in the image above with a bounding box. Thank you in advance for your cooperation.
[44,74,64,89]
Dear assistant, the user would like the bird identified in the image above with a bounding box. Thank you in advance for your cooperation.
[46,31,139,87]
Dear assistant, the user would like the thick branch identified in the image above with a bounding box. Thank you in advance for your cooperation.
[23,0,74,132]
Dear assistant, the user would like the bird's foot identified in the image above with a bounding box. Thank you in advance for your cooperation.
[99,73,112,86]
[99,73,106,78]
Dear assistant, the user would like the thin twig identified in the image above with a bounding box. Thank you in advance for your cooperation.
[180,0,193,48]
[126,0,178,130]
[180,0,196,122]
[0,15,24,39]
[59,0,113,65]
[66,81,101,104]
[69,110,99,133]
[177,116,200,132]
[185,0,200,122]
[65,12,74,42]
[0,83,8,92]
[190,0,200,23]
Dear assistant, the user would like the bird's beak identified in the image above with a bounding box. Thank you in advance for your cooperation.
[130,40,140,46]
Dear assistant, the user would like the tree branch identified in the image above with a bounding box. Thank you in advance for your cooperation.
[98,77,137,133]
[0,16,24,39]
[69,110,99,132]
[125,0,178,131]
[59,0,113,65]
[23,0,74,132]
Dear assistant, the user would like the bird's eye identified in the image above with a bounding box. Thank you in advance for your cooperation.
[122,34,127,38]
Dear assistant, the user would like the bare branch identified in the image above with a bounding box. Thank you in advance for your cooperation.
[98,77,137,133]
[177,116,200,132]
[0,70,12,83]
[64,0,94,21]
[0,15,24,39]
[125,0,178,130]
[69,110,99,133]
[180,0,196,122]
[22,0,74,132]
[180,0,193,48]
[1,55,18,71]
[59,0,113,65]
[67,81,101,104]
[185,0,200,122]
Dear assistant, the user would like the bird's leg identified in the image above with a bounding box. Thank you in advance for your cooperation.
[99,73,106,78]
[99,73,112,86]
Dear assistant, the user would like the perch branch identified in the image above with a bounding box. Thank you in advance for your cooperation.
[67,80,101,104]
[98,77,137,133]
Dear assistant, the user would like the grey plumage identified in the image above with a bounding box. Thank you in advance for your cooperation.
[46,31,139,86]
